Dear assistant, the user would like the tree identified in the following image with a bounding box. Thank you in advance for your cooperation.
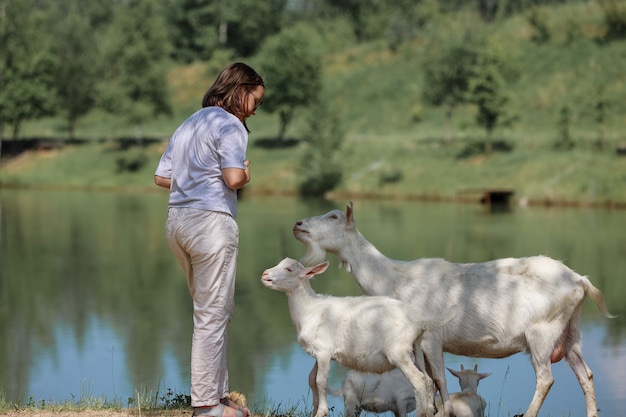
[49,0,102,139]
[225,0,287,57]
[168,0,222,63]
[0,0,57,140]
[422,31,482,142]
[387,0,441,51]
[168,0,287,63]
[467,43,518,153]
[298,100,344,197]
[554,104,574,150]
[468,59,508,153]
[526,6,551,43]
[98,0,172,139]
[422,27,518,147]
[256,23,323,142]
[317,0,392,42]
[599,0,626,40]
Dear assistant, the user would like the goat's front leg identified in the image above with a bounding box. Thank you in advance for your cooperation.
[308,362,320,417]
[395,356,434,417]
[422,342,455,417]
[310,358,332,417]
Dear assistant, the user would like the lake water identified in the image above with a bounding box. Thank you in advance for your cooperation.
[1,189,624,417]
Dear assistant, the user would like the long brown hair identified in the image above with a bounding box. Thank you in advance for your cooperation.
[202,62,264,132]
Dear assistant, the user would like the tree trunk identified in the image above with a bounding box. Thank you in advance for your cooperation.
[444,104,453,143]
[277,109,292,143]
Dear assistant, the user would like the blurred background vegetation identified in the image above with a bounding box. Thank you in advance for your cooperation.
[0,0,625,203]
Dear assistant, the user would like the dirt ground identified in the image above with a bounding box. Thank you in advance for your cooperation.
[1,391,254,417]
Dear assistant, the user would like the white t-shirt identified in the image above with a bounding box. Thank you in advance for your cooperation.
[155,106,248,217]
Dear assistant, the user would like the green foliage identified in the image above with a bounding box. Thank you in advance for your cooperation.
[49,0,102,139]
[527,6,552,43]
[422,22,519,147]
[98,0,172,135]
[225,0,288,57]
[4,0,626,157]
[378,168,404,186]
[256,23,323,141]
[168,0,286,62]
[298,101,344,197]
[456,139,514,159]
[115,147,149,173]
[554,104,575,150]
[315,0,394,42]
[468,47,515,145]
[591,84,609,150]
[158,388,191,409]
[599,0,626,39]
[387,0,442,51]
[0,0,57,138]
[422,34,480,108]
[308,17,358,55]
[168,0,222,63]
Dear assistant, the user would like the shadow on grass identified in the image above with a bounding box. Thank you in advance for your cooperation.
[456,139,515,159]
[253,137,301,149]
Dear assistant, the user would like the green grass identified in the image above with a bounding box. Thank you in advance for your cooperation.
[0,385,194,415]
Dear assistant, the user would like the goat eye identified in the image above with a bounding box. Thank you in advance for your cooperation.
[329,214,338,219]
[286,268,292,272]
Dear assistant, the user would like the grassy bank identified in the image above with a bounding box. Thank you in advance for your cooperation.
[0,391,303,417]
[2,1,625,207]
[1,135,625,208]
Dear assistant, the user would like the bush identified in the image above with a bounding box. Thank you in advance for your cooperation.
[116,148,148,173]
[298,100,344,197]
[599,0,626,40]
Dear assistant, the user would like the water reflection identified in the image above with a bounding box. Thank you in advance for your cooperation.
[0,190,624,417]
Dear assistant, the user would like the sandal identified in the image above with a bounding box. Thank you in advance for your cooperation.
[221,398,249,417]
[193,403,245,417]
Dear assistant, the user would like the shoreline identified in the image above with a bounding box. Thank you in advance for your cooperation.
[2,183,625,211]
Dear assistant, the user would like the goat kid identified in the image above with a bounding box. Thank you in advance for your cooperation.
[328,364,490,417]
[328,368,416,417]
[434,365,491,417]
[261,257,455,417]
[293,202,615,417]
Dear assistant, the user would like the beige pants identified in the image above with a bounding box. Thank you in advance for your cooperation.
[166,208,239,407]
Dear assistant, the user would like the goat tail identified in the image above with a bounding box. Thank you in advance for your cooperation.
[582,276,617,319]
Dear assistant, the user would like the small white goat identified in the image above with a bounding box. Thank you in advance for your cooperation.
[328,365,490,417]
[261,257,454,417]
[434,365,491,417]
[293,202,615,417]
[328,368,416,417]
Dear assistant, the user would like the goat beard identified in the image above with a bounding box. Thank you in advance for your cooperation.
[298,242,328,267]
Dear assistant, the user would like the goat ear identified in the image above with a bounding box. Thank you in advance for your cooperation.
[305,261,330,279]
[346,201,354,226]
[478,372,492,380]
[446,367,461,377]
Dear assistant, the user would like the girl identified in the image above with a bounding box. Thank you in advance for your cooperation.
[155,62,264,417]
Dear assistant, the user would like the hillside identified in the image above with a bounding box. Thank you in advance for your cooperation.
[2,1,625,208]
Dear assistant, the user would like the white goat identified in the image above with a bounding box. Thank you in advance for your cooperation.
[293,201,615,417]
[328,368,416,417]
[329,364,490,417]
[434,365,491,417]
[261,257,454,417]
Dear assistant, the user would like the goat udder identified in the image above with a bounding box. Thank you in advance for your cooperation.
[550,325,569,363]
